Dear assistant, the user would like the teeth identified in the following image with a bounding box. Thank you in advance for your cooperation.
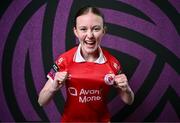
[85,41,95,45]
[87,42,94,44]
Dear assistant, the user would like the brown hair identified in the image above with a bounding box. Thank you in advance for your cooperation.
[73,6,106,28]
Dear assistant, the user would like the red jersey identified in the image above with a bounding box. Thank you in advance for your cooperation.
[48,45,122,122]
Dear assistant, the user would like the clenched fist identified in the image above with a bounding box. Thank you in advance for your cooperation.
[114,74,129,91]
[52,71,68,91]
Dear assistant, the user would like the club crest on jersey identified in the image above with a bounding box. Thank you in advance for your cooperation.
[104,74,115,85]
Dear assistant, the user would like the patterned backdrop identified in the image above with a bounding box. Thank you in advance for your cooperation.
[0,0,179,122]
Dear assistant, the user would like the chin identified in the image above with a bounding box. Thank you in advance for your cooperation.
[82,44,98,54]
[86,47,99,54]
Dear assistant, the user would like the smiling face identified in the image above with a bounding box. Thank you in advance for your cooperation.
[74,12,105,56]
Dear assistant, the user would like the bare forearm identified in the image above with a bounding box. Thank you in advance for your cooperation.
[38,88,56,106]
[38,72,67,106]
[120,86,134,105]
[38,79,57,106]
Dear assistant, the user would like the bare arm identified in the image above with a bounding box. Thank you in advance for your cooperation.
[38,71,68,106]
[114,74,134,105]
[38,79,57,106]
[119,85,134,105]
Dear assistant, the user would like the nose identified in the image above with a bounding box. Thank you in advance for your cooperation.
[87,31,94,39]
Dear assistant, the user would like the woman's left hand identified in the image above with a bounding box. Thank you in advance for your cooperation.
[114,74,129,91]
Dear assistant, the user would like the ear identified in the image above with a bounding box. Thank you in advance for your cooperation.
[73,27,78,37]
[103,26,107,34]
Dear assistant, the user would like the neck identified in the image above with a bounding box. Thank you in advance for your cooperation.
[81,49,99,62]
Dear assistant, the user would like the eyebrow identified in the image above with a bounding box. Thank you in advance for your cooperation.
[78,25,102,28]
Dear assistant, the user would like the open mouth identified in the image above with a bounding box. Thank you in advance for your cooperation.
[84,41,96,47]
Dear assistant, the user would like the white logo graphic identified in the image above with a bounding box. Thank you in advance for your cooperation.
[56,57,64,66]
[68,87,102,103]
[68,87,77,96]
[113,62,119,70]
[79,89,101,103]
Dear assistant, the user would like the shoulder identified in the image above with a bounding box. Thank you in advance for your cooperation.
[102,48,119,63]
[60,47,77,58]
[102,48,122,73]
[55,46,77,66]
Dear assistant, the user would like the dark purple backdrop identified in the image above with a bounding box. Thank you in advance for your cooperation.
[0,0,179,122]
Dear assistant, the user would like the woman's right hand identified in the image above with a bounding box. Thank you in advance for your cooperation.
[38,71,68,106]
[52,71,68,91]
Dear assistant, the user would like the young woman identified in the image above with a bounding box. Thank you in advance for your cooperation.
[38,6,134,122]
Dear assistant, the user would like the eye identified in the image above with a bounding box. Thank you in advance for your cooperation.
[93,26,101,32]
[95,28,100,31]
[80,28,87,32]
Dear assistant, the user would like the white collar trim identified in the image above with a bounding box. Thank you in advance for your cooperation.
[74,44,106,64]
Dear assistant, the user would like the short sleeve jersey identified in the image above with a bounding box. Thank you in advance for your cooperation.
[47,46,122,122]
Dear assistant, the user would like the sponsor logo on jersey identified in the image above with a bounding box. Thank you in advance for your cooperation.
[68,87,102,103]
[68,87,78,96]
